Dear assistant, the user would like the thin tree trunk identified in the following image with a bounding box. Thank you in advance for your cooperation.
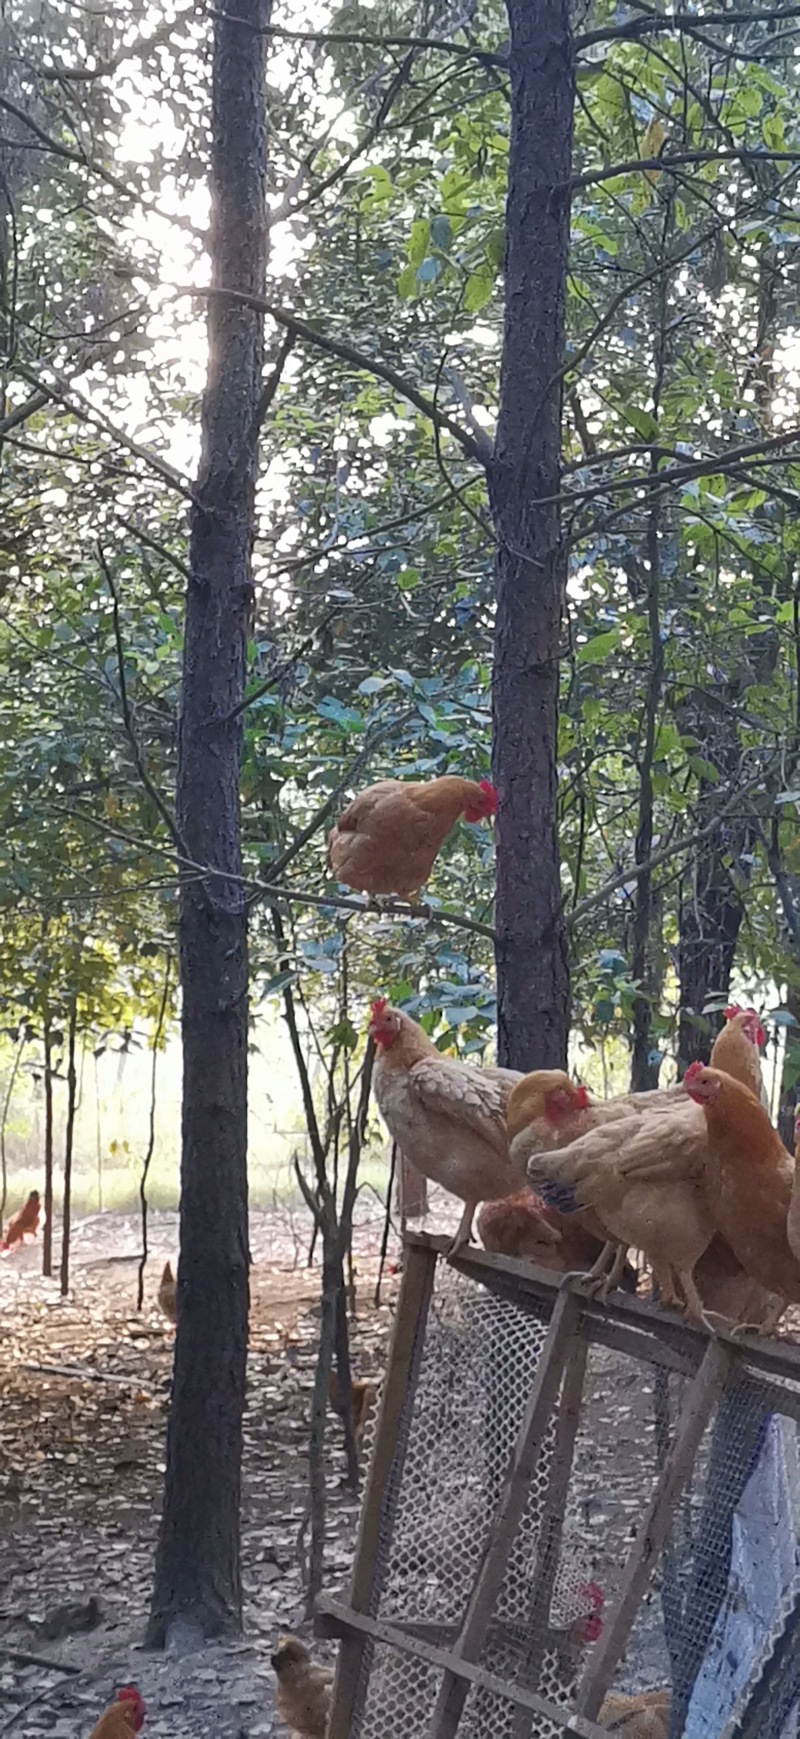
[60,998,78,1297]
[0,1033,25,1222]
[147,0,269,1646]
[491,0,574,1070]
[42,1012,54,1278]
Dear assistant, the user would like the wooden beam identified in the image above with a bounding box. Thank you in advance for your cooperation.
[410,1233,800,1386]
[425,1286,582,1739]
[324,1240,437,1739]
[511,1336,589,1737]
[316,1596,612,1738]
[575,1338,734,1721]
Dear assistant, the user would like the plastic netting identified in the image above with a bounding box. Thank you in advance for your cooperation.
[346,1259,800,1738]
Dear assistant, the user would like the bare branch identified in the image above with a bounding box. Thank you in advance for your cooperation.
[137,955,172,1311]
[567,776,767,928]
[571,148,800,195]
[173,285,492,466]
[97,543,185,855]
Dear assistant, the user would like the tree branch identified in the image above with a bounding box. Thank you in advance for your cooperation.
[210,14,508,64]
[567,776,767,928]
[252,880,497,942]
[98,543,185,856]
[571,148,800,194]
[173,285,492,465]
[575,6,800,51]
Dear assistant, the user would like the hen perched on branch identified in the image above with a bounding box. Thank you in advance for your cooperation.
[327,774,497,901]
[369,1000,523,1252]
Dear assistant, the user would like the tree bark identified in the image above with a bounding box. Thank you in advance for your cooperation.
[42,1011,53,1278]
[490,0,573,1071]
[59,997,77,1296]
[147,0,269,1646]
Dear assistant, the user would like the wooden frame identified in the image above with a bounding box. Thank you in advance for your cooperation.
[319,1233,800,1738]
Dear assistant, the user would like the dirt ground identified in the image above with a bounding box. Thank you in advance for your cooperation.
[0,1206,398,1738]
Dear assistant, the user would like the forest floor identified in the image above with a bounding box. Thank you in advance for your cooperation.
[0,1206,396,1738]
[2,1207,796,1737]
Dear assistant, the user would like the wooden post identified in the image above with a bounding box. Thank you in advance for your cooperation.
[575,1339,733,1721]
[511,1335,589,1736]
[325,1238,437,1739]
[426,1287,581,1739]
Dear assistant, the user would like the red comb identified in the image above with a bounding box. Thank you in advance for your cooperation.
[117,1688,145,1728]
[724,1004,742,1020]
[370,997,388,1017]
[684,1061,706,1084]
[479,778,498,810]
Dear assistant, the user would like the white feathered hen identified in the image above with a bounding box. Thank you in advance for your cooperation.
[368,1000,524,1251]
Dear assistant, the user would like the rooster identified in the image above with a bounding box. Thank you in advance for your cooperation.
[88,1687,145,1739]
[1,1189,40,1251]
[369,999,523,1251]
[271,1635,332,1738]
[327,775,497,901]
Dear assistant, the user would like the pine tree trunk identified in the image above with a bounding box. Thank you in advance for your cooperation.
[491,0,573,1071]
[59,998,77,1296]
[42,1012,53,1278]
[147,0,270,1646]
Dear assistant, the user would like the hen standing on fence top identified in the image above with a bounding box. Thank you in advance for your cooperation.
[368,1000,524,1253]
[511,1072,716,1322]
[327,774,497,902]
[683,1064,800,1331]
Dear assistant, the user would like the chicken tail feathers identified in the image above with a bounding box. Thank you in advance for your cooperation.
[538,1179,580,1216]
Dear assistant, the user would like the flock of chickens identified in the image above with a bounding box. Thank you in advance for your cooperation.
[370,994,800,1336]
[325,770,800,1339]
[4,776,797,1738]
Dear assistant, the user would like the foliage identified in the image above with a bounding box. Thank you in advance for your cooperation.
[1,0,800,1122]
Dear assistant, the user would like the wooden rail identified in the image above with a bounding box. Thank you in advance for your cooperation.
[320,1232,800,1739]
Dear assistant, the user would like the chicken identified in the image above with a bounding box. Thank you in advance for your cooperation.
[683,1063,800,1330]
[327,775,497,901]
[271,1635,332,1739]
[510,1073,714,1321]
[1,1189,40,1251]
[327,1371,377,1446]
[710,1005,766,1103]
[477,1190,637,1291]
[368,999,523,1251]
[88,1687,145,1739]
[157,1260,177,1324]
[599,1689,670,1735]
[507,1064,776,1322]
[790,1106,800,1265]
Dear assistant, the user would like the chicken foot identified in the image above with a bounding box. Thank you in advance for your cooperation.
[559,1239,620,1297]
[729,1296,788,1339]
[447,1198,477,1256]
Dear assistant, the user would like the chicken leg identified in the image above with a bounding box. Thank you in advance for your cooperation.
[447,1198,477,1256]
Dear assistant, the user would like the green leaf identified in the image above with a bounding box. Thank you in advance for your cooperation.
[464,271,494,313]
[407,218,431,268]
[577,628,619,663]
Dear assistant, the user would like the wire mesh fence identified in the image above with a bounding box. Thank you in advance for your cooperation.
[321,1235,800,1738]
